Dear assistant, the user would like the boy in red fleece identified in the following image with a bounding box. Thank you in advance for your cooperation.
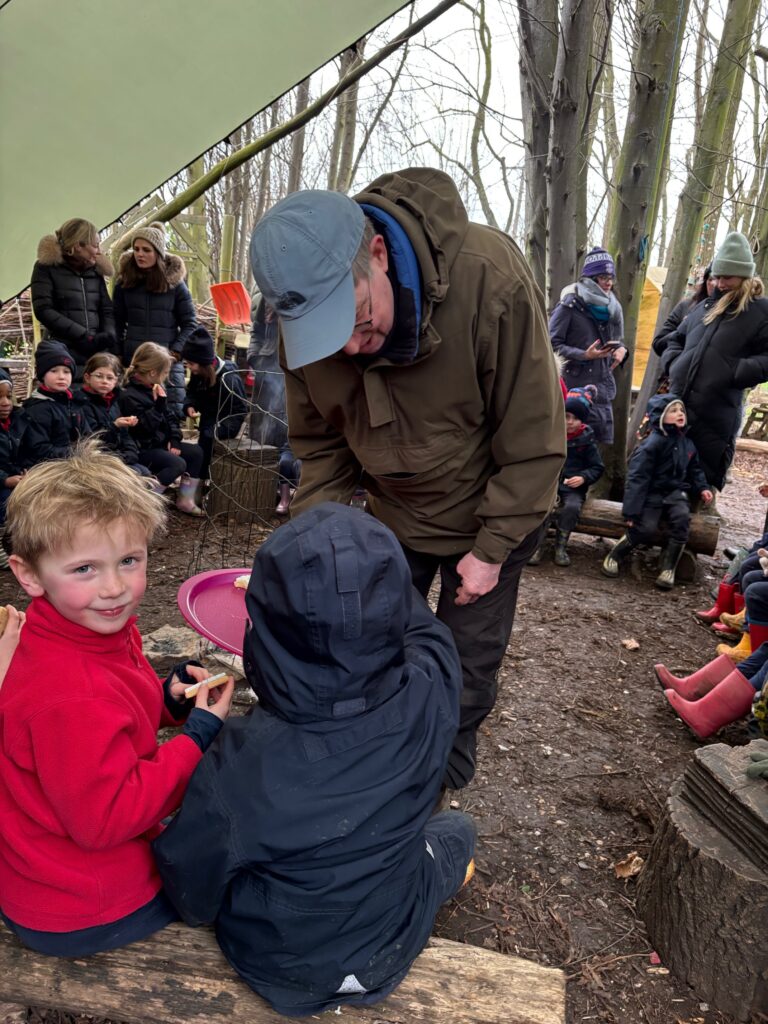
[0,441,234,955]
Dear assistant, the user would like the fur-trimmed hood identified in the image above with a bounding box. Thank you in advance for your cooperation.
[116,249,187,288]
[36,234,113,278]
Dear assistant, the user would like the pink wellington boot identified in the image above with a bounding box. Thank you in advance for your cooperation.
[653,654,735,700]
[664,668,756,739]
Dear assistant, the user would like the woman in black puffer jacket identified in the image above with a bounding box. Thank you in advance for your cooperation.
[31,219,116,377]
[661,232,768,491]
[113,222,197,420]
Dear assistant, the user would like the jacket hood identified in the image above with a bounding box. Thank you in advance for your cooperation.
[116,249,186,288]
[646,392,685,435]
[36,234,113,277]
[354,168,469,323]
[243,503,412,725]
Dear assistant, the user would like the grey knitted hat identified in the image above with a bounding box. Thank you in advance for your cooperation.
[712,232,755,278]
[129,221,167,260]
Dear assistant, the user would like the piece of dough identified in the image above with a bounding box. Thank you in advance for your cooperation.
[183,672,230,699]
[233,574,250,589]
[0,606,8,638]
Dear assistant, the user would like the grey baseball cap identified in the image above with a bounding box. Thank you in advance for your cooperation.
[249,190,365,370]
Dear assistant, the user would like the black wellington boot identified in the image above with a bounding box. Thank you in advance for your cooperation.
[553,530,571,566]
[655,539,686,590]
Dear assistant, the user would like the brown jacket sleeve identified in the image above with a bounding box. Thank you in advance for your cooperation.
[471,276,566,563]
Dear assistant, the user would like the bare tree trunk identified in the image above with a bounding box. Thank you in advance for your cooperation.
[184,158,211,303]
[287,78,311,194]
[518,0,558,294]
[546,0,598,309]
[599,0,690,495]
[654,0,761,338]
[328,47,360,191]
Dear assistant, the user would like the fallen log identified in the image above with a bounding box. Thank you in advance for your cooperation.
[736,436,768,455]
[0,923,566,1024]
[571,498,719,556]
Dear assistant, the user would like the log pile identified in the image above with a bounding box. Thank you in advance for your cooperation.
[637,740,768,1021]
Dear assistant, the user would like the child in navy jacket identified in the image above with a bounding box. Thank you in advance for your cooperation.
[19,340,82,470]
[74,352,148,477]
[155,504,476,1017]
[181,326,248,480]
[0,370,26,526]
[602,394,712,588]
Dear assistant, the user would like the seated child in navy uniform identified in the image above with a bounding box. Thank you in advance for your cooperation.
[602,394,712,589]
[154,503,476,1018]
[19,340,82,470]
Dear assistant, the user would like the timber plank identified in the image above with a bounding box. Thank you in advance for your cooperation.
[572,498,719,555]
[0,925,566,1024]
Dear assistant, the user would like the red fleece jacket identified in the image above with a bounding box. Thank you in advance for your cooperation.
[0,597,202,932]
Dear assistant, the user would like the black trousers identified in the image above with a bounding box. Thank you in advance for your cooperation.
[627,500,690,546]
[402,524,543,790]
[557,489,586,535]
[137,442,205,485]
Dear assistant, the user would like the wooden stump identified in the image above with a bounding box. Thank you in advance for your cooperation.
[637,740,768,1021]
[206,438,280,524]
[573,498,719,556]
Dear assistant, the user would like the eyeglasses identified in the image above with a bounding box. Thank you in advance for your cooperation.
[595,274,615,284]
[352,279,374,334]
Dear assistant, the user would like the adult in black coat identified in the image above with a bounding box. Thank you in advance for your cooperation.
[31,219,115,376]
[113,222,197,420]
[661,233,768,490]
[154,504,475,1018]
[651,265,713,359]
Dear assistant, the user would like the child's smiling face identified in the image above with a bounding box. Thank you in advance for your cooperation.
[12,519,149,635]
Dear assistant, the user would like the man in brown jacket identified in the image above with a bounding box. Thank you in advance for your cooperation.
[249,168,565,790]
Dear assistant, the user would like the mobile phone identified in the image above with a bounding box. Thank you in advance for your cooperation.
[599,341,622,351]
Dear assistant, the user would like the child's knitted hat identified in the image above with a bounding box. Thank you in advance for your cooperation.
[35,340,75,380]
[565,385,597,423]
[181,326,216,366]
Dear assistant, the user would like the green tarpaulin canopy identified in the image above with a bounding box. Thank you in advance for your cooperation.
[0,0,408,302]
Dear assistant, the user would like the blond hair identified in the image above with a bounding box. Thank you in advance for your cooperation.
[6,439,166,567]
[703,276,764,324]
[56,218,98,255]
[124,341,172,383]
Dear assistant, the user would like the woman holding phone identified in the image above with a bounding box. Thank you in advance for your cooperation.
[549,248,627,443]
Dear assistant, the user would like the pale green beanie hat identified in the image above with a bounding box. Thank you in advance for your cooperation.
[712,231,755,278]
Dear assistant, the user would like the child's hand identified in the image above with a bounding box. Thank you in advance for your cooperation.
[759,483,768,499]
[4,475,22,488]
[193,673,234,721]
[187,407,199,418]
[152,383,166,400]
[114,415,138,428]
[700,489,714,505]
[168,444,181,456]
[0,606,26,691]
[625,519,633,528]
[564,475,585,488]
[759,548,768,576]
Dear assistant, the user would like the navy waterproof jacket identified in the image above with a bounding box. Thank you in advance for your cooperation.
[559,424,604,497]
[183,358,248,442]
[154,504,462,1017]
[73,387,142,467]
[19,389,82,469]
[622,394,709,520]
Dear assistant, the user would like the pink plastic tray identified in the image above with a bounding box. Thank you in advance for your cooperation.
[177,569,251,656]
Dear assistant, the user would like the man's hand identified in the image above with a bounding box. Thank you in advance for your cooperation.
[455,552,502,606]
[564,475,585,488]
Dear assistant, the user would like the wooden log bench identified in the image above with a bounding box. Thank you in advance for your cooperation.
[569,498,720,556]
[0,923,566,1024]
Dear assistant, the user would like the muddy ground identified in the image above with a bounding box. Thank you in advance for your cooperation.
[3,451,767,1024]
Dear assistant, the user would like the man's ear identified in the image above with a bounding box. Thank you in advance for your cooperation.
[370,233,389,273]
[9,556,45,598]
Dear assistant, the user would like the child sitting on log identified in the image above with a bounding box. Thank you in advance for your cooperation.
[602,394,712,589]
[530,385,603,566]
[154,503,476,1017]
[0,440,234,955]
